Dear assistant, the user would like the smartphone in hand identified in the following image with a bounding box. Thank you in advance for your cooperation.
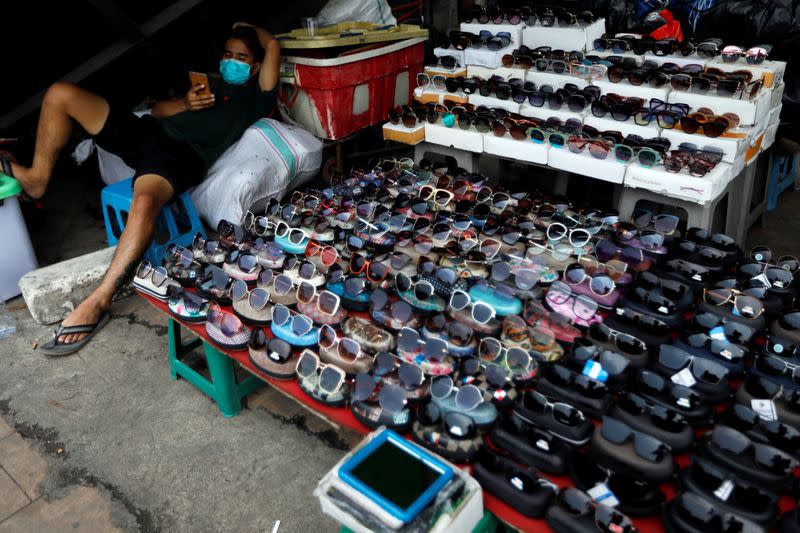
[189,71,211,96]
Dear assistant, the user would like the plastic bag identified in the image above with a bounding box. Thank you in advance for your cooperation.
[694,0,800,142]
[315,0,397,27]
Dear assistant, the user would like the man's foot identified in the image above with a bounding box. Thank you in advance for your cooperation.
[0,152,47,200]
[58,297,109,345]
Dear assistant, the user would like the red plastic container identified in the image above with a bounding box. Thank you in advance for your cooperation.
[280,38,425,140]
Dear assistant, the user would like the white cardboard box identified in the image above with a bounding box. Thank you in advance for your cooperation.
[424,122,484,153]
[464,43,516,69]
[467,65,523,80]
[666,85,772,127]
[592,78,670,103]
[771,82,785,109]
[382,122,426,145]
[483,134,549,164]
[659,128,748,165]
[525,71,590,90]
[705,58,787,88]
[548,145,626,184]
[424,65,468,79]
[460,22,524,46]
[584,115,660,139]
[468,93,520,114]
[624,160,733,204]
[521,19,606,51]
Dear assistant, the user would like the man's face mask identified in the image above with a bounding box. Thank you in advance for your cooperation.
[220,58,252,85]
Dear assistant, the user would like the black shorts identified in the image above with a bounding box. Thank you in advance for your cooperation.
[93,105,206,196]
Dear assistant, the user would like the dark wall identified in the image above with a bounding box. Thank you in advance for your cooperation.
[0,0,328,137]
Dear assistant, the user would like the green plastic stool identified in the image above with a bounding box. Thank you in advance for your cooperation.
[167,318,262,417]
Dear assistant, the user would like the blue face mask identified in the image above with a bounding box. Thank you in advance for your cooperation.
[219,58,252,85]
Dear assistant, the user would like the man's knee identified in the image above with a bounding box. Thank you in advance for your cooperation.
[130,192,165,219]
[43,81,79,108]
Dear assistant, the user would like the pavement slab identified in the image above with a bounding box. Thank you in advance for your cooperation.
[0,294,349,532]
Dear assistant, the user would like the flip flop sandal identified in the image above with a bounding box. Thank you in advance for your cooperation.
[39,312,111,356]
[0,151,42,208]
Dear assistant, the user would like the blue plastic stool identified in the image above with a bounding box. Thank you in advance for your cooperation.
[101,177,206,265]
[767,150,799,211]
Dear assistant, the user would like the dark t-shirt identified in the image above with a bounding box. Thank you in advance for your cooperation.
[158,81,277,170]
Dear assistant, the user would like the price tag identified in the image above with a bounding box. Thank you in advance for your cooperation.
[269,351,281,361]
[692,273,703,281]
[677,396,692,408]
[616,307,625,316]
[751,399,777,421]
[583,360,609,383]
[709,326,727,341]
[719,348,733,360]
[658,305,669,314]
[773,343,785,354]
[493,389,507,401]
[588,483,619,508]
[671,367,697,388]
[714,480,734,501]
[752,272,771,288]
[535,438,550,451]
[510,476,525,491]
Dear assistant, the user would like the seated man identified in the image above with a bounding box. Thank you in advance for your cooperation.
[4,21,280,356]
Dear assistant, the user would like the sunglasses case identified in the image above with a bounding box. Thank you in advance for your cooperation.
[568,450,664,516]
[473,449,555,518]
[735,379,800,430]
[589,422,675,484]
[205,320,251,351]
[350,400,414,433]
[612,400,693,450]
[248,343,297,380]
[467,284,523,316]
[616,295,685,329]
[297,371,347,407]
[273,233,308,255]
[411,418,482,464]
[771,316,800,346]
[782,508,800,533]
[167,293,209,324]
[661,494,766,533]
[369,305,423,332]
[165,263,203,286]
[222,261,261,283]
[535,374,613,419]
[512,392,593,446]
[679,459,779,526]
[270,320,318,347]
[489,415,570,474]
[296,299,345,326]
[421,326,477,358]
[396,287,447,313]
[133,273,182,301]
[326,281,371,312]
[431,390,497,430]
[232,298,273,326]
[319,343,372,376]
[342,317,395,354]
[545,501,612,533]
[697,430,795,491]
[581,336,649,373]
[636,382,713,427]
[460,373,519,408]
[448,305,502,334]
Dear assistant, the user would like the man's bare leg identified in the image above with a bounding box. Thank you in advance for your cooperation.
[11,82,110,199]
[58,175,175,345]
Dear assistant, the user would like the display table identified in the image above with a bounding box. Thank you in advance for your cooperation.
[139,291,685,532]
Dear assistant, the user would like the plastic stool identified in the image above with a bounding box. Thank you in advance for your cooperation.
[101,177,206,265]
[168,318,262,417]
[767,150,799,211]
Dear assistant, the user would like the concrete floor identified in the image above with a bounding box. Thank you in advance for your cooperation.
[1,151,798,532]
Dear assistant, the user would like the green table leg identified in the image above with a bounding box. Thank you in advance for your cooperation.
[167,318,262,417]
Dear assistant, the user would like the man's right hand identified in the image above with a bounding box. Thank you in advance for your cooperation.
[185,84,215,111]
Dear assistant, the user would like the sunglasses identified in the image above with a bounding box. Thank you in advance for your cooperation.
[638,369,701,410]
[207,302,249,341]
[420,401,477,439]
[589,323,646,356]
[225,249,259,273]
[702,287,764,319]
[136,260,168,286]
[272,304,314,337]
[248,329,292,363]
[710,425,797,475]
[682,333,746,363]
[349,252,389,283]
[478,337,534,375]
[231,279,270,310]
[449,289,496,324]
[395,272,435,301]
[352,373,410,413]
[556,487,636,533]
[430,375,485,411]
[616,392,687,433]
[754,353,800,386]
[166,286,208,315]
[397,327,448,362]
[296,282,340,316]
[571,340,631,379]
[545,281,599,322]
[369,288,414,324]
[547,364,608,399]
[657,345,728,386]
[563,263,616,297]
[690,312,755,345]
[600,416,672,462]
[295,350,346,394]
[722,404,800,454]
